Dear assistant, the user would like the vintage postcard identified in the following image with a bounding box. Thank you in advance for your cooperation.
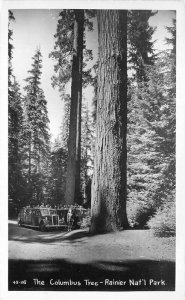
[0,0,185,299]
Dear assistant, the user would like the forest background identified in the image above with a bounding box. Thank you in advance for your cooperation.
[8,9,176,236]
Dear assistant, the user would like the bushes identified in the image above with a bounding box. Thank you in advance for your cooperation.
[80,216,91,228]
[127,192,175,237]
[127,198,155,229]
[147,195,175,237]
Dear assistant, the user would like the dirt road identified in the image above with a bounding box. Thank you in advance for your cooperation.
[8,220,175,291]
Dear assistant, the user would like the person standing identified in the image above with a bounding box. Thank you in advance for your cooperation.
[67,208,74,232]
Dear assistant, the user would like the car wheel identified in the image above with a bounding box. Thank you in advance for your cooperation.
[39,221,46,232]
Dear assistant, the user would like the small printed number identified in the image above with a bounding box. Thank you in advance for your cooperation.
[13,280,27,285]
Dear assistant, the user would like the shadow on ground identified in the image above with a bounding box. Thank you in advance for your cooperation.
[9,258,175,291]
[8,222,175,291]
[8,223,90,244]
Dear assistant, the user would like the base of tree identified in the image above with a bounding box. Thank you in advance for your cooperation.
[89,214,129,234]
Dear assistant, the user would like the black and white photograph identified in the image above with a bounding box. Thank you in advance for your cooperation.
[1,0,185,298]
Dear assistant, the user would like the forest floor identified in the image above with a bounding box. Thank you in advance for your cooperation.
[8,220,175,291]
[9,220,175,261]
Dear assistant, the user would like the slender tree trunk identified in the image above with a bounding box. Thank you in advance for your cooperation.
[91,10,129,233]
[75,84,82,204]
[65,10,84,206]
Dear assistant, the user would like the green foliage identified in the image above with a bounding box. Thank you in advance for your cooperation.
[49,10,74,93]
[49,9,96,206]
[22,49,50,205]
[47,95,70,207]
[127,199,155,228]
[165,18,176,58]
[8,12,26,213]
[127,18,176,234]
[48,146,68,207]
[147,193,175,237]
[8,10,15,72]
[49,9,95,95]
[8,10,175,232]
[80,215,91,228]
[128,10,157,81]
[47,97,94,208]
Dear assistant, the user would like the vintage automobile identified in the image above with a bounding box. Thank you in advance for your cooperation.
[49,208,68,229]
[18,207,61,231]
[56,206,91,229]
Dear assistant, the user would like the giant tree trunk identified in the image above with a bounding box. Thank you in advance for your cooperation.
[91,10,129,233]
[65,10,84,206]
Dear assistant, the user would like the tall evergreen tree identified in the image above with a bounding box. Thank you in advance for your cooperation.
[51,97,94,207]
[46,95,70,207]
[64,10,84,206]
[49,9,95,94]
[166,18,176,59]
[23,49,50,205]
[91,10,129,233]
[127,18,176,230]
[8,10,15,83]
[127,11,157,226]
[128,10,156,81]
[92,11,156,124]
[8,11,25,212]
[8,79,24,210]
[50,9,95,206]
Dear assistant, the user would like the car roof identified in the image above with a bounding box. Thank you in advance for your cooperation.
[24,207,49,210]
[23,206,87,211]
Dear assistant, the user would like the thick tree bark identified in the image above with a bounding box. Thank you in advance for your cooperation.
[65,10,84,206]
[91,10,129,233]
